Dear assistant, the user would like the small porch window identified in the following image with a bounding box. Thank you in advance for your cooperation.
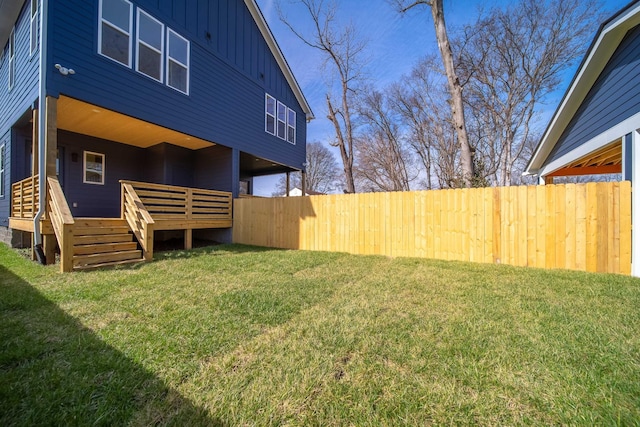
[265,94,276,135]
[99,0,133,67]
[83,151,105,185]
[136,9,164,82]
[0,143,5,197]
[167,29,189,94]
[30,0,38,56]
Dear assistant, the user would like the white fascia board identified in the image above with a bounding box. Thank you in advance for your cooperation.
[526,1,640,174]
[245,0,315,121]
[537,109,640,177]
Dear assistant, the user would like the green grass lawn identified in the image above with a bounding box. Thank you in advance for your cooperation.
[1,243,639,426]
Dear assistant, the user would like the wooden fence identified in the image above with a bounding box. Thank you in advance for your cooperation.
[233,182,632,275]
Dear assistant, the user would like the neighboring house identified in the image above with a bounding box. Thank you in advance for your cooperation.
[287,187,324,197]
[0,0,313,270]
[524,0,640,276]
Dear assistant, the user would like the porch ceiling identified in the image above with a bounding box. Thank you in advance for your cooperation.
[57,96,213,150]
[547,140,622,177]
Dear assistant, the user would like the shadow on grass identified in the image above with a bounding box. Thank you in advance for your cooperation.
[153,243,287,261]
[0,266,222,426]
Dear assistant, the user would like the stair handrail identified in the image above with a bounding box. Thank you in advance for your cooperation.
[121,181,155,261]
[47,176,75,272]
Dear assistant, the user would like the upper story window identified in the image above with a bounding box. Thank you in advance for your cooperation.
[99,0,133,67]
[8,28,15,90]
[287,108,296,144]
[265,94,297,145]
[30,0,38,56]
[265,94,276,135]
[167,29,189,94]
[136,9,164,82]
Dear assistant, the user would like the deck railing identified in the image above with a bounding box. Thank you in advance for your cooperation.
[11,175,39,218]
[119,180,233,222]
[47,177,75,272]
[121,182,155,261]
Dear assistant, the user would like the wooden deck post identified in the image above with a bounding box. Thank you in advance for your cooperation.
[286,172,290,197]
[184,229,192,250]
[45,96,58,179]
[43,234,56,265]
[60,223,74,273]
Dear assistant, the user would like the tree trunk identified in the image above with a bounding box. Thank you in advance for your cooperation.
[430,0,474,187]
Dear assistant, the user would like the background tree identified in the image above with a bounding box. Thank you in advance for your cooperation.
[354,86,415,192]
[279,0,366,193]
[273,142,340,196]
[456,0,601,186]
[392,0,475,187]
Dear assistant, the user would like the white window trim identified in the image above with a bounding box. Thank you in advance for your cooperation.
[30,0,38,57]
[98,0,133,67]
[287,107,296,145]
[265,93,276,135]
[0,143,5,198]
[9,27,15,90]
[135,9,164,83]
[166,28,190,94]
[83,151,105,185]
[277,101,287,140]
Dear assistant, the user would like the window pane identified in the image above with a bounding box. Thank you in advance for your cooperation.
[31,17,38,53]
[288,109,296,125]
[168,60,188,93]
[287,126,295,144]
[266,96,275,115]
[102,0,130,31]
[266,116,275,134]
[101,23,129,65]
[168,32,188,65]
[139,12,162,50]
[277,102,286,121]
[31,0,38,15]
[138,44,161,80]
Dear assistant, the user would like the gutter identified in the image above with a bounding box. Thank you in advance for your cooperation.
[32,0,48,263]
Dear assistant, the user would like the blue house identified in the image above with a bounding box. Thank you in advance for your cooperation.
[525,0,640,276]
[0,0,313,270]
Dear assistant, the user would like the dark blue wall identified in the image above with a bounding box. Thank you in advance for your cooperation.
[48,0,306,172]
[546,24,640,164]
[0,1,39,225]
[194,144,233,191]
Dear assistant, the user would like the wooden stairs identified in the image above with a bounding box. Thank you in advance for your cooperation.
[72,218,144,270]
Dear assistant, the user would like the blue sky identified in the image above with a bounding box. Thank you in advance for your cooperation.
[253,0,630,195]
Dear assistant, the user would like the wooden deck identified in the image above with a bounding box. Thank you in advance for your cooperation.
[9,175,233,271]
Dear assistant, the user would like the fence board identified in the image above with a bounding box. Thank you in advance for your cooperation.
[233,183,632,275]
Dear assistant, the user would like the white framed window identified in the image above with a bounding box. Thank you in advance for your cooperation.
[167,29,189,94]
[136,9,164,82]
[98,0,132,67]
[30,0,38,56]
[265,94,276,135]
[9,27,15,90]
[0,144,5,197]
[287,108,296,144]
[83,151,105,185]
[277,101,287,140]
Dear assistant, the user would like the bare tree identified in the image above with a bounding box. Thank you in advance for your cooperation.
[273,141,340,195]
[278,0,366,193]
[392,0,475,187]
[456,0,601,186]
[391,56,461,189]
[355,86,416,192]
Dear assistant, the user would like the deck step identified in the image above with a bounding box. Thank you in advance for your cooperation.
[72,226,131,235]
[74,233,134,245]
[73,241,138,255]
[73,249,143,268]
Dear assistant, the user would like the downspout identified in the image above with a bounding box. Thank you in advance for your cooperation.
[32,0,48,263]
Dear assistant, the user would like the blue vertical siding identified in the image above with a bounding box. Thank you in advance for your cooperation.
[546,24,640,164]
[48,0,306,173]
[193,145,233,191]
[0,1,39,224]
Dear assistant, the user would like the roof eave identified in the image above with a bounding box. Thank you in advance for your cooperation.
[525,0,640,175]
[0,0,25,48]
[245,0,315,122]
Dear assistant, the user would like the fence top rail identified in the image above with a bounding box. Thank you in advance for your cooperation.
[120,180,232,199]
